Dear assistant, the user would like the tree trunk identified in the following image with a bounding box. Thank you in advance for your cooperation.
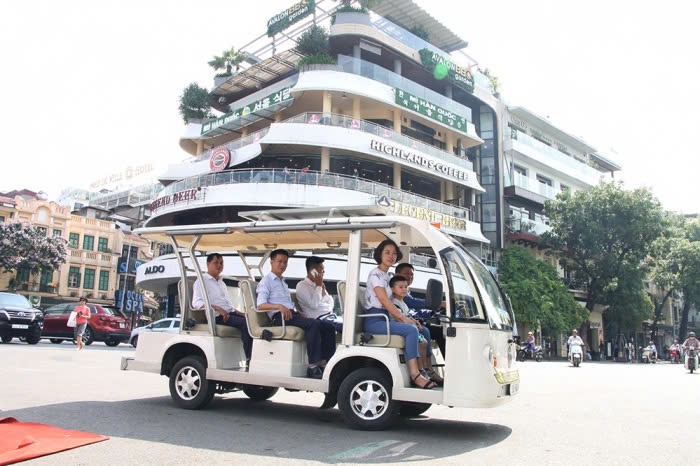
[650,290,673,343]
[582,295,596,350]
[678,289,691,342]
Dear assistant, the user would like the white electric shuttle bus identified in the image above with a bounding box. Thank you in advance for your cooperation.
[121,208,519,430]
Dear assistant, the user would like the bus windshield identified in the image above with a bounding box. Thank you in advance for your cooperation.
[447,243,515,331]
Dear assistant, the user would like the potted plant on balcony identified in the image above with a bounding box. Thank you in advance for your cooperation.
[178,83,213,124]
[296,26,336,68]
[208,47,245,87]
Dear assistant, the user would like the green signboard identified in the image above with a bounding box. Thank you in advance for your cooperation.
[418,48,474,93]
[394,88,468,133]
[201,87,293,135]
[267,0,316,37]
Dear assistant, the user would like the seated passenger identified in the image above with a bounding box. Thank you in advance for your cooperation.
[256,249,335,379]
[295,256,343,336]
[192,253,253,362]
[363,239,437,389]
[390,275,443,386]
[394,262,447,358]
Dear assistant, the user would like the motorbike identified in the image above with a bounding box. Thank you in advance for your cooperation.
[669,346,681,364]
[569,343,583,367]
[517,343,543,362]
[639,346,657,364]
[685,347,698,374]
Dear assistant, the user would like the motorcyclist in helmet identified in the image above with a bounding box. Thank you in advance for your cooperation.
[682,332,699,351]
[567,329,583,347]
[648,339,658,361]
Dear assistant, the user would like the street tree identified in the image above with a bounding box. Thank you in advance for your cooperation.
[498,245,587,338]
[0,222,68,283]
[542,182,665,345]
[178,83,212,123]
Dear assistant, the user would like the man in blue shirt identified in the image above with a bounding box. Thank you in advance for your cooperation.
[394,263,446,357]
[257,249,333,379]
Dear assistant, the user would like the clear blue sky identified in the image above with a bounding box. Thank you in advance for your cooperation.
[1,0,697,212]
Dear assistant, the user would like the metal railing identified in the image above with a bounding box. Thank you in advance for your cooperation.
[195,127,270,162]
[89,183,162,210]
[157,168,473,221]
[282,112,473,170]
[511,172,557,200]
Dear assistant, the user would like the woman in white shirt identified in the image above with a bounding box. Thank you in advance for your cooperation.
[364,239,437,390]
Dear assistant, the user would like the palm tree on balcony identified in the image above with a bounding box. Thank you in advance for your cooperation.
[208,47,245,77]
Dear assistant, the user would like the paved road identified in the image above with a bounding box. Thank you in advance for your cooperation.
[1,341,697,465]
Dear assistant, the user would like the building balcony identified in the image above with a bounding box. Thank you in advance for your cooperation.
[505,130,602,187]
[504,171,558,206]
[148,168,487,242]
[69,249,114,266]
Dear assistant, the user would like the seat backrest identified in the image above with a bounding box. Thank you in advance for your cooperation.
[338,281,367,336]
[178,278,208,324]
[240,279,272,337]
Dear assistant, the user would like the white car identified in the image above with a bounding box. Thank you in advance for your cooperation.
[130,318,180,347]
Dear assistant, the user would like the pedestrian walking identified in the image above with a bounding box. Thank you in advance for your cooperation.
[74,297,91,350]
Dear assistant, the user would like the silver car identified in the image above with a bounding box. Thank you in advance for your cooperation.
[129,318,180,347]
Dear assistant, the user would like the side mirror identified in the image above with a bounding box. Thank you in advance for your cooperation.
[425,279,443,312]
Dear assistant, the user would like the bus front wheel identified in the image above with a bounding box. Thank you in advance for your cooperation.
[338,368,398,430]
[169,356,215,410]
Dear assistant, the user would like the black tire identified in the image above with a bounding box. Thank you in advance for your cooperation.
[169,356,216,410]
[242,385,279,401]
[50,339,63,344]
[82,326,94,346]
[338,368,398,431]
[1,336,12,343]
[26,333,41,345]
[516,350,526,362]
[131,336,138,348]
[535,353,543,362]
[105,339,120,347]
[399,401,431,417]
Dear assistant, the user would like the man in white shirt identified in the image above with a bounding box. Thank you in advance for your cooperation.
[257,250,334,379]
[295,256,342,333]
[192,253,252,361]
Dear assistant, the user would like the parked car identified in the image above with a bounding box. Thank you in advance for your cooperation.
[42,302,131,346]
[0,292,44,344]
[129,318,180,347]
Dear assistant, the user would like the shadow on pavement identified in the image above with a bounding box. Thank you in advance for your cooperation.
[3,395,512,463]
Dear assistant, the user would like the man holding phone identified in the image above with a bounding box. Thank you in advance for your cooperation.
[296,256,342,335]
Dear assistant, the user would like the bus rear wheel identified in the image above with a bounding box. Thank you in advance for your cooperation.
[338,368,398,430]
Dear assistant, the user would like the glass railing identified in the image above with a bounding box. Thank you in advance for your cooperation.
[511,172,557,199]
[509,217,552,236]
[330,54,475,126]
[282,112,473,170]
[157,168,473,221]
[195,127,270,162]
[89,183,161,210]
[510,130,601,185]
[334,12,495,96]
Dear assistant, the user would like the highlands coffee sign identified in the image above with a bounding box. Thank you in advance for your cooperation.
[394,88,468,133]
[370,140,473,184]
[267,0,316,37]
[150,187,203,213]
[418,48,474,93]
[201,87,292,135]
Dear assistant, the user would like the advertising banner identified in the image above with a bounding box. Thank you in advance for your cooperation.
[201,87,293,135]
[115,290,144,315]
[267,0,316,37]
[394,88,468,133]
[418,48,474,93]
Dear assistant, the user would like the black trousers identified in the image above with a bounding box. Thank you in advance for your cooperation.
[271,313,335,363]
[216,313,253,360]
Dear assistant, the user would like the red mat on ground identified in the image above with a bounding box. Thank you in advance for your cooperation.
[0,417,108,465]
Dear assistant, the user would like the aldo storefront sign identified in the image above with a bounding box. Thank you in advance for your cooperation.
[267,0,316,37]
[144,265,165,275]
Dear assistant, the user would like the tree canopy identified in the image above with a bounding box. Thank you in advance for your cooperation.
[0,222,67,277]
[207,47,245,76]
[498,245,587,336]
[178,83,212,123]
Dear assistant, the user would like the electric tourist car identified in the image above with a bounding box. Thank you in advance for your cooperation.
[121,208,519,430]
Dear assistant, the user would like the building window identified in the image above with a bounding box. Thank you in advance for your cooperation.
[39,270,53,291]
[53,229,62,237]
[98,271,109,291]
[513,165,527,176]
[68,267,81,288]
[0,215,5,223]
[536,174,552,186]
[560,184,570,192]
[83,235,94,251]
[36,226,47,236]
[16,267,31,285]
[83,268,95,289]
[69,233,79,249]
[97,237,109,253]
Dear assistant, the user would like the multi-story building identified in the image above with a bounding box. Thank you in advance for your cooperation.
[134,0,622,329]
[0,191,152,313]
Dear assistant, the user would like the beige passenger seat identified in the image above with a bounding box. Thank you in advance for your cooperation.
[337,281,405,349]
[178,278,241,338]
[239,279,305,341]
